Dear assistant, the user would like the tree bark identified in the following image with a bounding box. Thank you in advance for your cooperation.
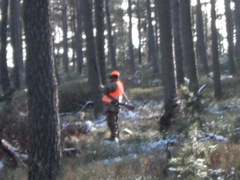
[180,0,199,93]
[0,0,11,94]
[95,0,106,84]
[61,0,69,73]
[136,0,142,65]
[234,0,240,65]
[146,0,159,77]
[75,0,84,74]
[211,0,222,99]
[171,0,185,87]
[196,0,209,74]
[10,0,25,89]
[23,0,61,179]
[127,0,136,74]
[105,0,117,69]
[224,0,236,75]
[157,0,177,131]
[81,0,102,119]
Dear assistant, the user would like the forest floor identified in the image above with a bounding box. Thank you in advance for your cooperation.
[1,73,240,179]
[58,96,240,180]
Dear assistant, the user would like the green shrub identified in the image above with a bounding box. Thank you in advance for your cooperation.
[59,80,91,112]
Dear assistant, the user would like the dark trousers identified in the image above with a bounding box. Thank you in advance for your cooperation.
[106,111,119,139]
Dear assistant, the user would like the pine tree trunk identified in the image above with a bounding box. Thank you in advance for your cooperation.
[23,0,61,179]
[157,0,176,131]
[224,0,236,75]
[0,0,11,94]
[171,0,185,87]
[146,0,159,77]
[196,0,209,74]
[105,0,117,69]
[211,0,222,99]
[234,0,240,65]
[10,0,25,89]
[180,0,199,93]
[95,0,106,84]
[127,0,136,74]
[75,0,84,74]
[81,0,102,118]
[136,0,142,64]
[61,0,69,73]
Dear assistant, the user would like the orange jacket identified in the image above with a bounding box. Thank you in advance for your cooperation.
[102,80,124,103]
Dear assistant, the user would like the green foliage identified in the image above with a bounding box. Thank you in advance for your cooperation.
[58,79,91,112]
[129,86,163,101]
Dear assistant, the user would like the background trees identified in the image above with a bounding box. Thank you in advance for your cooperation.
[0,0,239,132]
[1,0,240,177]
[2,0,239,97]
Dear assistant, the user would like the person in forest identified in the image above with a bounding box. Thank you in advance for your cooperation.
[100,70,124,143]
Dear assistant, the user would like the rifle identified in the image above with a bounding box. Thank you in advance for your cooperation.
[119,102,135,111]
[106,94,135,111]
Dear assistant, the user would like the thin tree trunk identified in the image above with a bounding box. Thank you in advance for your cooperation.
[10,0,25,89]
[234,0,240,65]
[180,0,199,93]
[171,0,185,87]
[127,0,136,74]
[224,0,236,75]
[95,0,106,84]
[146,0,159,77]
[211,0,222,99]
[70,5,76,70]
[0,0,11,94]
[196,0,209,74]
[61,0,69,73]
[105,0,117,69]
[81,0,102,119]
[75,0,84,74]
[136,0,142,64]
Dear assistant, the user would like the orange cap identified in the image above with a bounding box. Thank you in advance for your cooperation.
[110,70,120,77]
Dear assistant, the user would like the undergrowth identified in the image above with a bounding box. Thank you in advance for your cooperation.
[2,70,240,179]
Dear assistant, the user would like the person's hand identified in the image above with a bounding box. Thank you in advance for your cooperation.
[111,99,119,106]
[99,84,104,90]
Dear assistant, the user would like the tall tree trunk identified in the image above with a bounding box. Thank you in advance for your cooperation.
[157,0,177,131]
[0,0,11,94]
[81,0,102,119]
[61,0,69,73]
[23,0,61,179]
[224,0,236,75]
[69,5,76,70]
[211,0,222,99]
[171,0,185,88]
[146,0,159,77]
[136,0,142,64]
[127,0,136,74]
[10,0,25,89]
[180,0,199,93]
[234,0,240,65]
[75,0,84,74]
[196,0,209,74]
[95,0,106,85]
[105,0,117,69]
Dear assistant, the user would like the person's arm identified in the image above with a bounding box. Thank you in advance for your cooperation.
[101,82,117,95]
